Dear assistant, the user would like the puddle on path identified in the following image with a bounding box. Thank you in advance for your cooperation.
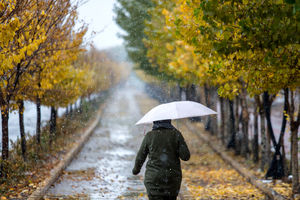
[46,73,148,199]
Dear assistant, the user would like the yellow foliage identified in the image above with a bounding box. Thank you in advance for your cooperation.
[144,0,212,87]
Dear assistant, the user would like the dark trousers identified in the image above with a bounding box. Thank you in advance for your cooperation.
[148,195,177,200]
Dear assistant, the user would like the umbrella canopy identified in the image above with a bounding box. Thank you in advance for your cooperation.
[136,101,217,125]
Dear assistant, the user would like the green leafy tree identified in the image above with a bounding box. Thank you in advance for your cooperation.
[114,0,155,74]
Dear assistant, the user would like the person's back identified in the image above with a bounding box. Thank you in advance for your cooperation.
[132,120,190,200]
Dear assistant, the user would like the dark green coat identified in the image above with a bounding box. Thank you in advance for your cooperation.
[132,127,190,196]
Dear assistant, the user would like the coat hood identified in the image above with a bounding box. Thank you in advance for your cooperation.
[152,120,175,130]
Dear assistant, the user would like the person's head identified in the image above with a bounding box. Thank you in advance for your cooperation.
[152,119,174,130]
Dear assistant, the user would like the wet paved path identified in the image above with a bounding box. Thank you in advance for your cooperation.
[45,72,270,199]
[47,73,150,199]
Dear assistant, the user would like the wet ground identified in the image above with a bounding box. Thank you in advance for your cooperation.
[46,73,151,199]
[44,72,293,199]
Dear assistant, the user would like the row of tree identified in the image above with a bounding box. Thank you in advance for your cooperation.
[0,0,86,163]
[115,0,300,195]
[0,0,124,176]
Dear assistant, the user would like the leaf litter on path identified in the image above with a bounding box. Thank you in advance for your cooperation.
[179,121,266,200]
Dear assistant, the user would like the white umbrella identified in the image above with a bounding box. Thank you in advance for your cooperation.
[135,101,217,125]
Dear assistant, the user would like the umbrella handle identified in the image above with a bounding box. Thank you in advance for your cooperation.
[143,126,146,135]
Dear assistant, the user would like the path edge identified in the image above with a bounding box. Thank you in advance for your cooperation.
[186,121,287,200]
[28,105,104,200]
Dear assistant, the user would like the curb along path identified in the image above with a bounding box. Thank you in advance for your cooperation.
[28,103,106,200]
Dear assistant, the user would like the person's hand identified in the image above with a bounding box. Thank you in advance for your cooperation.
[132,168,140,175]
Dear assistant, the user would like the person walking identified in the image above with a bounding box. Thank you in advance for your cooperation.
[132,119,190,200]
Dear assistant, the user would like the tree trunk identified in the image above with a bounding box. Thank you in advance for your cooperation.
[210,89,218,135]
[224,99,230,141]
[187,84,201,122]
[280,89,288,178]
[227,100,236,151]
[255,95,268,171]
[235,96,240,133]
[220,96,225,144]
[180,86,186,101]
[287,90,300,195]
[1,106,9,160]
[177,84,181,101]
[79,97,83,113]
[290,135,293,178]
[253,102,259,163]
[18,100,26,161]
[280,135,286,179]
[266,94,286,180]
[204,84,211,132]
[240,90,249,158]
[291,123,299,194]
[263,92,279,174]
[36,96,41,144]
[65,106,69,117]
[235,97,241,155]
[186,84,196,101]
[266,128,272,169]
[260,108,268,171]
[49,106,57,144]
[69,104,73,117]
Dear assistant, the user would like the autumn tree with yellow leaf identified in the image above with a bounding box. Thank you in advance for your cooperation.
[117,0,300,196]
[0,0,47,162]
[191,0,299,193]
[0,0,88,175]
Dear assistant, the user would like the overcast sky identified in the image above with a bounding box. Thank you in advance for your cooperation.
[77,0,124,50]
